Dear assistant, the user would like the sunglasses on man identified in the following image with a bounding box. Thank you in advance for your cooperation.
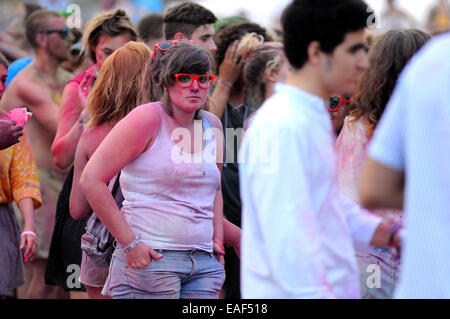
[153,39,194,60]
[174,74,215,89]
[328,95,350,112]
[40,28,71,39]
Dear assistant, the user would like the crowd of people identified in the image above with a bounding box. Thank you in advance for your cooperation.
[0,0,448,299]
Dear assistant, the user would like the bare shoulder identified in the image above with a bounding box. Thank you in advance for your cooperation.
[57,67,74,86]
[79,125,112,157]
[202,110,223,131]
[13,70,52,107]
[126,102,162,131]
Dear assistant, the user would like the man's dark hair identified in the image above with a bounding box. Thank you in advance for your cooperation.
[214,22,272,73]
[137,13,164,43]
[281,0,372,69]
[163,2,217,40]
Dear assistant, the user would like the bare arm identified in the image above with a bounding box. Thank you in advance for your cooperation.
[359,158,405,210]
[223,218,241,258]
[208,40,244,118]
[0,42,29,61]
[51,82,84,169]
[17,198,37,263]
[206,111,225,258]
[69,130,92,219]
[80,104,162,268]
[18,80,59,134]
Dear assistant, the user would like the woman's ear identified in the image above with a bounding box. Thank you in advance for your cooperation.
[264,67,277,83]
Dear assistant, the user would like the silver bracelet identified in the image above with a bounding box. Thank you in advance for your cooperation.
[123,234,141,254]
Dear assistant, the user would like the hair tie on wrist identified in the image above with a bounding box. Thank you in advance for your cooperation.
[21,231,38,240]
[218,79,233,89]
[213,239,225,253]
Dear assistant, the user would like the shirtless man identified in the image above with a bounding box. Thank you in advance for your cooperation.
[0,9,73,299]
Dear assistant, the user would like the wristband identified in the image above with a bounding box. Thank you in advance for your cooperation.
[213,239,225,253]
[123,234,141,254]
[21,231,38,240]
[218,79,233,89]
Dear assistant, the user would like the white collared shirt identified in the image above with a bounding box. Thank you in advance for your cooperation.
[239,83,381,299]
[369,34,450,299]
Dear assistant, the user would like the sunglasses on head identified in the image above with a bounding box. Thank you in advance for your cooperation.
[40,28,70,39]
[152,39,194,60]
[174,73,215,89]
[328,94,350,112]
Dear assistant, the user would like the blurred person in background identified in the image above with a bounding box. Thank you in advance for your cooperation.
[336,29,430,298]
[426,0,450,35]
[239,0,401,299]
[209,25,273,299]
[137,13,164,49]
[46,9,137,298]
[0,9,74,299]
[380,0,417,33]
[0,54,23,150]
[0,53,42,299]
[0,2,42,61]
[69,41,151,299]
[163,1,218,52]
[359,33,450,299]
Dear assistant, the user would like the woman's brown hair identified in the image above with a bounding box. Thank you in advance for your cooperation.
[350,29,430,137]
[87,41,151,127]
[82,9,137,63]
[158,42,213,119]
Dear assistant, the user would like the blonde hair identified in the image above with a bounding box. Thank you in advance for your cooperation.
[235,32,264,59]
[82,9,137,63]
[87,41,151,127]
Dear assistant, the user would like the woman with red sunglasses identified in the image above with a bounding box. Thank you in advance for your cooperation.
[80,43,225,299]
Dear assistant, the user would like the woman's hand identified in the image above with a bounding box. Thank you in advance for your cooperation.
[213,240,225,266]
[20,229,38,263]
[125,243,163,269]
[218,40,245,86]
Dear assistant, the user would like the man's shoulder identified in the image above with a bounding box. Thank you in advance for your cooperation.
[254,92,309,130]
[57,67,74,86]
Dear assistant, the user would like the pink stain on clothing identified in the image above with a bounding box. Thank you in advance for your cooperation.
[336,116,402,224]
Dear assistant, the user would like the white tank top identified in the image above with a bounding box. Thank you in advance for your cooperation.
[119,102,220,252]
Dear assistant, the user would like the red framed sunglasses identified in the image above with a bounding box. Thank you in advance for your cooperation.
[328,94,350,112]
[152,39,194,60]
[174,73,215,89]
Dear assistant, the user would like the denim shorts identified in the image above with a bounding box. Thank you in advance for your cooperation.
[79,251,110,288]
[102,248,225,299]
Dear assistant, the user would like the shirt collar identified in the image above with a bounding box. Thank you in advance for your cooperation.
[275,83,327,111]
[275,82,333,130]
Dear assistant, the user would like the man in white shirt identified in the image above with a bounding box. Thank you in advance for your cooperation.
[239,0,400,298]
[360,34,450,298]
